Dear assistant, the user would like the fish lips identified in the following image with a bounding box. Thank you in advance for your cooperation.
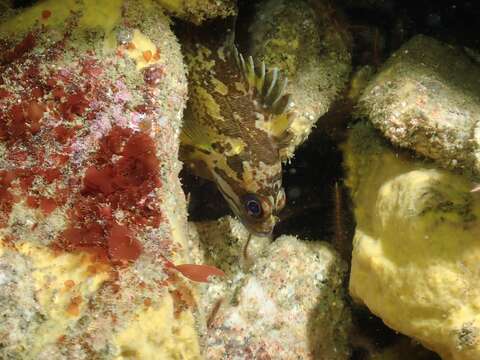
[239,215,277,237]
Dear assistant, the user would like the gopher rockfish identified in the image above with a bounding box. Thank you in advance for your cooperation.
[179,18,294,236]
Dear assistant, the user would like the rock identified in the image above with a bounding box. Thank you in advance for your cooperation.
[188,218,352,359]
[0,1,11,13]
[368,338,440,360]
[189,216,271,275]
[0,1,202,359]
[356,35,480,179]
[247,0,352,159]
[344,122,480,360]
[155,0,236,24]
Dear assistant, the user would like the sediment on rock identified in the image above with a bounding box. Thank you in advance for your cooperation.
[356,34,480,179]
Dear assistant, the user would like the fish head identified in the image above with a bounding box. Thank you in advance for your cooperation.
[181,42,294,236]
[211,152,286,236]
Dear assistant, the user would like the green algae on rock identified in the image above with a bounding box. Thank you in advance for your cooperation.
[155,0,236,24]
[344,122,480,360]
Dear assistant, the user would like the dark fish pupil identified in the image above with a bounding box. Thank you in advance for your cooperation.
[247,200,261,215]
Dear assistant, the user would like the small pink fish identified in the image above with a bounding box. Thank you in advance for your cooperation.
[174,264,226,283]
[164,258,225,283]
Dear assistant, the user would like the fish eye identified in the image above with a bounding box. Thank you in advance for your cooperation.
[244,194,263,218]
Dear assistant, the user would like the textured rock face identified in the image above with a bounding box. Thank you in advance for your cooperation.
[189,218,352,360]
[247,0,352,159]
[356,35,480,179]
[155,0,236,24]
[344,122,480,360]
[0,1,202,359]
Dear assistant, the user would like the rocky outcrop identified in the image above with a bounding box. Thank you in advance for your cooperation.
[189,217,352,359]
[356,35,480,179]
[0,1,202,358]
[344,122,480,360]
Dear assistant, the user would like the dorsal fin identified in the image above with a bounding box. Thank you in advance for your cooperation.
[231,46,293,116]
[230,46,295,155]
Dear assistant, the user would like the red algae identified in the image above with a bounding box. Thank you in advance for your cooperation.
[107,223,142,262]
[66,296,82,316]
[64,279,75,289]
[42,10,52,20]
[27,101,45,122]
[55,126,162,265]
[39,197,57,215]
[143,65,165,86]
[1,32,36,64]
[42,168,62,183]
[26,196,39,208]
[53,125,76,144]
[0,88,11,99]
[30,86,44,99]
[81,58,103,77]
[0,32,105,228]
[0,172,16,228]
[83,166,116,195]
[1,100,45,143]
[26,101,45,133]
[0,24,164,270]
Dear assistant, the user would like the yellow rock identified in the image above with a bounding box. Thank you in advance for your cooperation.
[344,122,480,360]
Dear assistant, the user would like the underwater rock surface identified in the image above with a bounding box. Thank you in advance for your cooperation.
[356,35,480,179]
[155,0,236,25]
[247,0,352,159]
[344,122,480,360]
[0,1,202,358]
[189,217,352,359]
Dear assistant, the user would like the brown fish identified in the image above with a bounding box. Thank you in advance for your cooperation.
[179,18,294,235]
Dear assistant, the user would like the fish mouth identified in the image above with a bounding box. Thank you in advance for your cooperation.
[245,227,273,237]
[239,216,276,237]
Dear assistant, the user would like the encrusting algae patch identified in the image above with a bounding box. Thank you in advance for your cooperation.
[11,243,111,355]
[0,0,213,358]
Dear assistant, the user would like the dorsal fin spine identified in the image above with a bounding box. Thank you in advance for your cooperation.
[263,68,279,104]
[271,77,288,108]
[255,61,266,94]
[246,56,256,89]
[230,46,293,144]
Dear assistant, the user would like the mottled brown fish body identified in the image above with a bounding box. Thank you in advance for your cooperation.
[179,18,293,235]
